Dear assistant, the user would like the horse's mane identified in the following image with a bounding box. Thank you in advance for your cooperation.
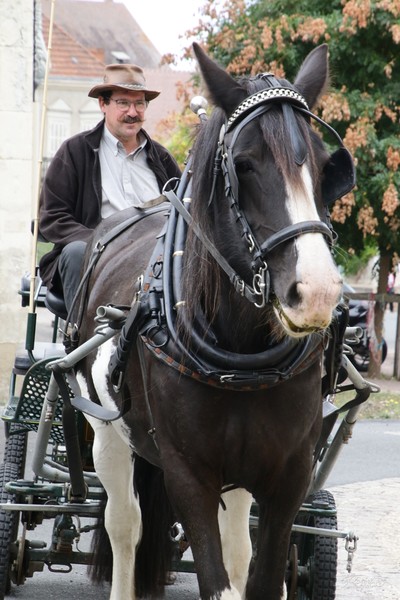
[181,75,323,336]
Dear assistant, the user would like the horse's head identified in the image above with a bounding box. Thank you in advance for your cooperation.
[188,43,354,341]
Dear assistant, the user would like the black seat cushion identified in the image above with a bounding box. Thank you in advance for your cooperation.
[45,289,68,320]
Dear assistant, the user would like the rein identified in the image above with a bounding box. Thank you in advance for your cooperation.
[163,184,266,306]
[63,203,168,340]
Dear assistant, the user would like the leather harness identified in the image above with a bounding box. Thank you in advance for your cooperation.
[58,81,356,416]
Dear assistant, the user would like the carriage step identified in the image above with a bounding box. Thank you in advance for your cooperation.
[4,479,103,502]
[5,479,64,498]
[0,499,101,515]
[2,358,69,445]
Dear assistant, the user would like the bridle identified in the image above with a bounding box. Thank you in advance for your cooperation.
[165,80,355,309]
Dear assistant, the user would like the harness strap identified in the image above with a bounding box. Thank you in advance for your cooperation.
[108,295,149,392]
[255,220,333,261]
[142,332,324,391]
[64,204,168,333]
[54,365,131,423]
[163,187,261,305]
[52,367,88,501]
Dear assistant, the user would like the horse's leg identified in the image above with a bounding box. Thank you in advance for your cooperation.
[78,346,141,599]
[218,488,253,598]
[246,453,312,600]
[163,468,242,600]
[86,415,139,600]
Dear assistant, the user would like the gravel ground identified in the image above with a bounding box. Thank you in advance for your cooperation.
[333,478,400,599]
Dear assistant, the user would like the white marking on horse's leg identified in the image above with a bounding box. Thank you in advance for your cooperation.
[217,589,243,600]
[218,488,253,598]
[281,581,288,599]
[77,375,140,600]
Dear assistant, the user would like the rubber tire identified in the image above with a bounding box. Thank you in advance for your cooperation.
[293,489,338,600]
[0,427,27,598]
[3,426,27,477]
[0,462,20,599]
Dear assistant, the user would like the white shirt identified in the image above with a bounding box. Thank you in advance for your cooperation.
[99,126,160,218]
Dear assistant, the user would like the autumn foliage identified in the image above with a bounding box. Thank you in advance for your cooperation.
[168,0,400,275]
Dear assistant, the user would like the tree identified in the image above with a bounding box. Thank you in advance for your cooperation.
[181,0,400,376]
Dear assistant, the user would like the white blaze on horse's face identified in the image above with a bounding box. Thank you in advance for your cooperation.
[274,164,342,337]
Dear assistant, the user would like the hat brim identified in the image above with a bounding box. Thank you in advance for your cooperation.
[88,83,160,101]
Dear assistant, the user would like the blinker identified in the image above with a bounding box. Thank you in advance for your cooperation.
[322,147,356,206]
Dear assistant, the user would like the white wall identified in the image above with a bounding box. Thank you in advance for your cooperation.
[0,0,34,399]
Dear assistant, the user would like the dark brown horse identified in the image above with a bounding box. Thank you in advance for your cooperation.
[76,43,354,599]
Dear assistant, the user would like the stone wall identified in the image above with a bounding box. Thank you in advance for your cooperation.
[0,1,34,400]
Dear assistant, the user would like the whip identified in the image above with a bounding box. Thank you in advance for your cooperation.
[26,0,56,351]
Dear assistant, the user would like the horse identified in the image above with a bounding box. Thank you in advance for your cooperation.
[74,42,354,600]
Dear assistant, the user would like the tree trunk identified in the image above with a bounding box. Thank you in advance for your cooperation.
[368,253,390,378]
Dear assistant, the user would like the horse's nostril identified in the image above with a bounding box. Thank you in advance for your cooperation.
[286,281,302,307]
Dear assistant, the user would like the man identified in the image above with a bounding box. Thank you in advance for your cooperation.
[39,63,181,314]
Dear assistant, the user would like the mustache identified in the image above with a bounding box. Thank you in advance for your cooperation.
[123,116,144,124]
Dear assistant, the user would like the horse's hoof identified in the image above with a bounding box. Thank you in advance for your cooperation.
[165,571,177,585]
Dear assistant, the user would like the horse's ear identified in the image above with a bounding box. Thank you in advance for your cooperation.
[193,42,247,115]
[294,44,329,110]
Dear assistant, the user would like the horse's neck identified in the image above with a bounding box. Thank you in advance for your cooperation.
[203,284,275,354]
[185,218,275,353]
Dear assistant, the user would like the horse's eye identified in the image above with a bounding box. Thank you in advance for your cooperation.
[235,159,254,174]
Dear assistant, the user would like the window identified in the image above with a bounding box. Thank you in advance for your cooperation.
[46,99,72,157]
[80,99,100,132]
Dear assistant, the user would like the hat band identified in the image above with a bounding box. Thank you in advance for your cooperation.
[110,83,146,90]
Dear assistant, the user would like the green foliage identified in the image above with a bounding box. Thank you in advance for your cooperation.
[36,241,53,262]
[334,242,377,276]
[158,120,196,171]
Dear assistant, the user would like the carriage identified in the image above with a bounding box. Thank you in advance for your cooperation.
[0,43,378,600]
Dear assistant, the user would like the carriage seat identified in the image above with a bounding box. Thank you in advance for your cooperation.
[44,287,68,321]
[19,272,67,320]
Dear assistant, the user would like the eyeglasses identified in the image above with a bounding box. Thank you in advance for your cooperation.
[110,98,148,112]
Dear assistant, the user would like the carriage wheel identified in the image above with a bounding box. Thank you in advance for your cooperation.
[0,426,27,598]
[291,489,337,600]
[0,462,20,599]
[3,425,28,476]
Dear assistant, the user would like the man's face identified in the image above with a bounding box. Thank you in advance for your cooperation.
[99,91,148,143]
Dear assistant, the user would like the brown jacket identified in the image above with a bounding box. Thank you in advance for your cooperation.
[39,119,181,289]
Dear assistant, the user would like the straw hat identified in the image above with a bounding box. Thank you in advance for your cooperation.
[88,64,160,101]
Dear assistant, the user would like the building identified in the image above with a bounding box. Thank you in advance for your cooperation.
[39,0,192,167]
[0,0,192,398]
